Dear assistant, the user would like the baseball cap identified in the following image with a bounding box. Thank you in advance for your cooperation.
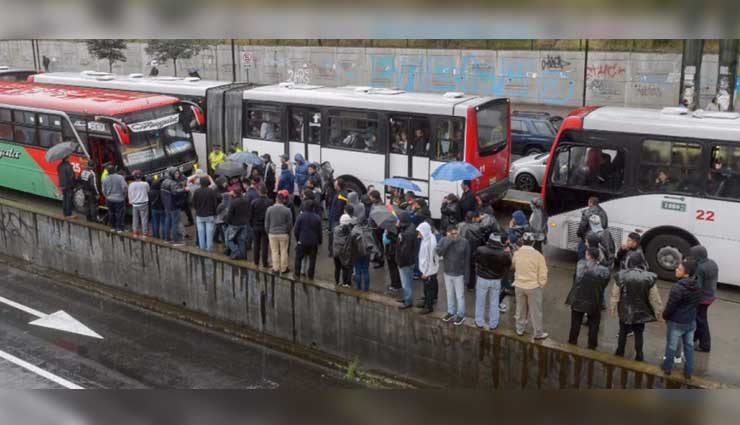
[278,189,290,198]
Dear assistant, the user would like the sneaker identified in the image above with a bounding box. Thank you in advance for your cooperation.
[116,230,124,234]
[110,228,116,233]
[661,355,683,364]
[442,313,455,322]
[475,323,485,329]
[398,304,412,310]
[516,330,525,337]
[453,316,465,326]
[415,301,426,309]
[533,333,549,340]
[498,303,508,313]
[172,242,185,247]
[419,308,433,315]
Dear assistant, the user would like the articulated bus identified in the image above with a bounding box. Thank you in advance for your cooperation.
[542,106,740,285]
[30,71,249,169]
[231,83,511,218]
[0,81,203,203]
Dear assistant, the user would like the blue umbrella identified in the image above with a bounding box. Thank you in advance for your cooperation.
[383,177,421,192]
[431,161,482,181]
[228,151,263,166]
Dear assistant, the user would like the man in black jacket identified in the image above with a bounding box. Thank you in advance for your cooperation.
[57,155,76,217]
[610,252,663,361]
[616,232,647,271]
[688,245,719,353]
[661,259,702,379]
[225,186,252,260]
[294,200,322,279]
[567,247,611,349]
[79,160,98,222]
[192,176,221,252]
[396,212,417,309]
[474,233,512,329]
[459,180,477,219]
[250,186,273,268]
[576,196,608,260]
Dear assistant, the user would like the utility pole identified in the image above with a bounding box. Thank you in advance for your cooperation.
[231,39,237,82]
[716,39,738,111]
[582,39,589,107]
[680,39,704,110]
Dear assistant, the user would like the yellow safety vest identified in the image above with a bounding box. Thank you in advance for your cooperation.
[209,151,225,171]
[101,168,109,181]
[232,146,242,153]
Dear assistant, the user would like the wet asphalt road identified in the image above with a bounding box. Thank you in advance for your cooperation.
[0,261,358,389]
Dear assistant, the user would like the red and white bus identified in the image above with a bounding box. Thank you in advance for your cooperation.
[232,83,511,218]
[0,81,203,202]
[542,106,740,285]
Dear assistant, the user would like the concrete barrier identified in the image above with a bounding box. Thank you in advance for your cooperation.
[0,198,725,389]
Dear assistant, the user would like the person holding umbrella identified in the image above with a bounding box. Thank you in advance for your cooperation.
[57,155,76,217]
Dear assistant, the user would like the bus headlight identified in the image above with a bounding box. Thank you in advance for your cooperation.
[550,221,557,228]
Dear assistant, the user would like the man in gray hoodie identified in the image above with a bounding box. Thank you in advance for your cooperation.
[347,192,366,225]
[436,225,471,326]
[101,166,128,233]
[265,191,293,274]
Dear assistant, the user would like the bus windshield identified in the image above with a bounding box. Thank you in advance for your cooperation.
[477,101,508,155]
[118,105,195,168]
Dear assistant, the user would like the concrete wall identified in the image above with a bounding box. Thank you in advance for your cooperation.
[2,40,739,109]
[0,198,721,389]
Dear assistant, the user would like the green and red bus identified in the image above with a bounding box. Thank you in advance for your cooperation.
[0,81,204,203]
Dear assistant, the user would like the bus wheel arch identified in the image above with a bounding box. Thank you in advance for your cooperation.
[337,175,366,195]
[641,226,698,281]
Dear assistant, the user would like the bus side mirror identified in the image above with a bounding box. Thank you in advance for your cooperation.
[114,123,130,145]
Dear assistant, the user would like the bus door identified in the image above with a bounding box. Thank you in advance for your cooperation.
[465,99,510,195]
[288,107,322,164]
[388,115,431,200]
[429,117,466,218]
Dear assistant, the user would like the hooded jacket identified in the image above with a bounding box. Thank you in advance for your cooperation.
[332,222,354,267]
[662,276,702,324]
[689,245,719,304]
[475,238,512,280]
[294,154,309,188]
[347,192,366,224]
[612,268,662,324]
[102,172,128,203]
[508,210,531,245]
[395,212,417,268]
[277,166,295,193]
[566,259,610,314]
[417,222,439,277]
[161,167,185,211]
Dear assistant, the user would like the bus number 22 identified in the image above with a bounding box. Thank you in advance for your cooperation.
[696,210,715,222]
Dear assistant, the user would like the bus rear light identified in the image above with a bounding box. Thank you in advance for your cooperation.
[114,123,130,145]
[191,105,206,127]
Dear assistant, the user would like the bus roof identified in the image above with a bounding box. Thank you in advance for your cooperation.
[242,84,497,116]
[32,71,233,97]
[583,106,740,142]
[0,81,180,116]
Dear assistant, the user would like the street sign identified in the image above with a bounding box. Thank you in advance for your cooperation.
[241,51,254,68]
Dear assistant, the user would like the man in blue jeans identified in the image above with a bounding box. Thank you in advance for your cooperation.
[161,167,187,245]
[436,226,470,326]
[192,176,221,252]
[395,212,417,309]
[474,233,512,329]
[661,259,702,380]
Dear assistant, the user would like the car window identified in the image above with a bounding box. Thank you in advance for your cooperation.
[533,121,555,137]
[511,119,526,133]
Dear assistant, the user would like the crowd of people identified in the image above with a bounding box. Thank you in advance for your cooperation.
[57,151,720,381]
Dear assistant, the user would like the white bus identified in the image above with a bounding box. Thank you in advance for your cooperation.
[542,106,740,285]
[30,71,249,169]
[233,83,512,218]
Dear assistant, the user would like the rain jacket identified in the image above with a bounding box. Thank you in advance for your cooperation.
[395,212,417,268]
[277,166,295,193]
[508,210,531,245]
[475,238,512,280]
[161,167,185,212]
[689,245,719,304]
[566,259,610,314]
[662,276,702,324]
[294,154,309,189]
[417,222,439,277]
[332,222,354,267]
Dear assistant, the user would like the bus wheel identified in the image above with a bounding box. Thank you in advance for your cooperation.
[645,234,691,281]
[343,179,364,196]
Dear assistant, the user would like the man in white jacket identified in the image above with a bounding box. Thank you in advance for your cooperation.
[417,222,440,315]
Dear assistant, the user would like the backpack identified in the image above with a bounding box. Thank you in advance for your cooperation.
[352,225,381,262]
[596,229,615,269]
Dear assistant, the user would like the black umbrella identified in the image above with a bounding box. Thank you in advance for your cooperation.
[44,141,78,163]
[214,160,246,178]
[369,204,401,233]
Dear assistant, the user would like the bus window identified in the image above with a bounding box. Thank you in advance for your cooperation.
[289,109,321,144]
[389,117,409,154]
[551,145,624,191]
[38,129,63,148]
[477,102,508,156]
[639,139,702,194]
[13,125,37,146]
[245,104,281,141]
[0,108,11,140]
[434,118,464,161]
[328,111,380,153]
[708,145,740,200]
[409,118,431,157]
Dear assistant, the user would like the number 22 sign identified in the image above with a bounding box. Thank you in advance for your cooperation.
[696,210,715,221]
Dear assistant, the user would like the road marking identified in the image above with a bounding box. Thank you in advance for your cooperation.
[0,349,84,389]
[0,295,103,339]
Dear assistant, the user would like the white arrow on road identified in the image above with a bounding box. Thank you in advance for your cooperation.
[0,295,103,339]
